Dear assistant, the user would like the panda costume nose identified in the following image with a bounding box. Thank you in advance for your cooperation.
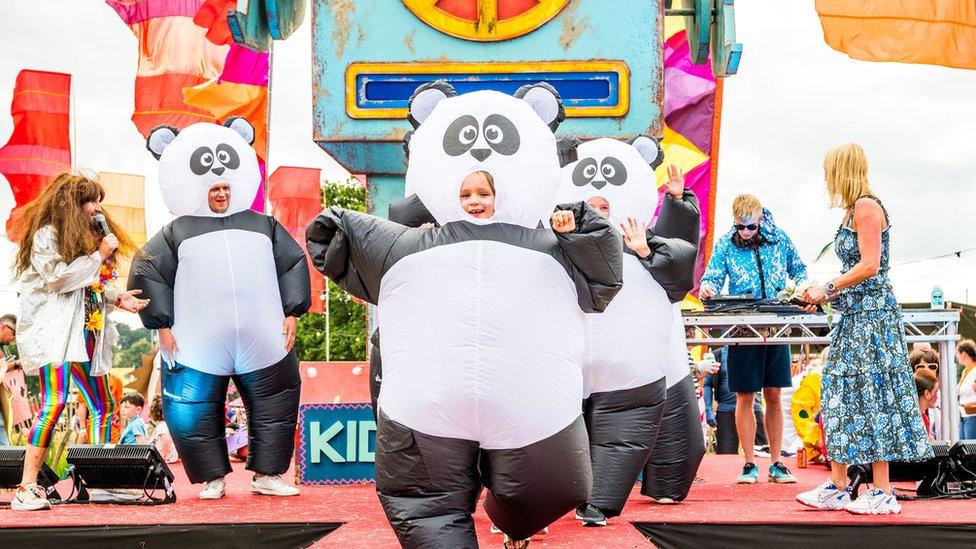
[470,148,492,162]
[211,166,226,176]
[591,179,607,190]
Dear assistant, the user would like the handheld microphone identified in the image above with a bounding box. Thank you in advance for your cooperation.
[94,213,113,237]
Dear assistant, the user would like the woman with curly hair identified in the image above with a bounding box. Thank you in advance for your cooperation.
[11,173,149,511]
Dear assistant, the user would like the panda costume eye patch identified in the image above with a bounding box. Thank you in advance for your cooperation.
[190,143,240,176]
[572,156,628,188]
[442,114,521,157]
[190,146,215,175]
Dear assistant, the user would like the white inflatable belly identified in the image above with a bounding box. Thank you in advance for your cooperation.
[377,240,585,450]
[172,229,287,375]
[583,254,672,398]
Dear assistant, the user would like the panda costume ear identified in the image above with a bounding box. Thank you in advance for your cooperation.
[407,80,458,129]
[224,116,255,145]
[146,125,179,160]
[514,82,565,132]
[630,134,664,169]
[556,136,580,167]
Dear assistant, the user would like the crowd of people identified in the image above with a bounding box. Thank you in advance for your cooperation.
[0,89,964,547]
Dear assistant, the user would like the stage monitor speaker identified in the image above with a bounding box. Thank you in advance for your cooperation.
[66,444,176,504]
[847,441,952,497]
[0,446,62,502]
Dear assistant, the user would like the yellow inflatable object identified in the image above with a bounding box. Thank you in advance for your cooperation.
[792,370,824,462]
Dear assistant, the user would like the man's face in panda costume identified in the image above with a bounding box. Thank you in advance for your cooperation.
[146,118,260,217]
[556,136,664,230]
[404,82,564,228]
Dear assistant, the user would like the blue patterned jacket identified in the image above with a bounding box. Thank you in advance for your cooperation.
[700,208,807,298]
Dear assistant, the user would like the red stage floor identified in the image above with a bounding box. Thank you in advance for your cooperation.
[3,455,975,547]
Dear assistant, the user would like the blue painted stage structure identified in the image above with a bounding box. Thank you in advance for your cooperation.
[311,0,683,217]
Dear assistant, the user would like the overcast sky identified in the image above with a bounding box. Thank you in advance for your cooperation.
[1,1,975,320]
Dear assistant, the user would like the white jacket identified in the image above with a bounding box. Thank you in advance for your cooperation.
[16,226,119,376]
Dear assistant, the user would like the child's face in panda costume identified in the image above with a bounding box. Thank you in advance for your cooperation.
[405,84,563,228]
[556,136,664,230]
[146,118,260,217]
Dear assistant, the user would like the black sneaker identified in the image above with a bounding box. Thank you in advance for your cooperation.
[575,503,607,526]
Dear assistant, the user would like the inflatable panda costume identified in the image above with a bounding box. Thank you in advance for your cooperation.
[306,84,623,547]
[129,118,311,491]
[557,137,701,519]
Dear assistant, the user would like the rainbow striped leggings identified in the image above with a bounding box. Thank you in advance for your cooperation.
[28,361,115,448]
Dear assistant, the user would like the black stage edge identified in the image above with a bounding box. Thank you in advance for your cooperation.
[0,522,341,548]
[635,522,976,549]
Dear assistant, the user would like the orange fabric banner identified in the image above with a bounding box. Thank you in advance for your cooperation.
[107,0,227,136]
[97,171,147,286]
[0,70,72,241]
[268,167,325,314]
[816,0,976,69]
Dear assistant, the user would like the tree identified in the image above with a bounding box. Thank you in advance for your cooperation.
[294,177,368,362]
[113,323,153,369]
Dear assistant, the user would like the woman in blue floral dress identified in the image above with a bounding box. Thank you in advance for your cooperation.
[797,143,932,515]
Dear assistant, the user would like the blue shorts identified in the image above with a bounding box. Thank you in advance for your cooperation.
[726,345,792,393]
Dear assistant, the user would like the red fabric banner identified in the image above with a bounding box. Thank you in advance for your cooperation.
[0,70,72,241]
[269,166,325,314]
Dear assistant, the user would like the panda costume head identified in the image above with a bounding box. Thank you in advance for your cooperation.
[404,81,564,228]
[556,136,664,229]
[146,117,260,217]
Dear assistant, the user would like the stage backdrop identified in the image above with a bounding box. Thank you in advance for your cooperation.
[296,361,376,485]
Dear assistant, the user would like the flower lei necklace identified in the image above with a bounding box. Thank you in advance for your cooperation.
[86,260,119,332]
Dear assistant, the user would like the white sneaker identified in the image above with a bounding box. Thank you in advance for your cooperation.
[199,477,226,500]
[250,474,300,496]
[846,488,901,515]
[655,497,676,504]
[11,484,52,511]
[796,481,852,510]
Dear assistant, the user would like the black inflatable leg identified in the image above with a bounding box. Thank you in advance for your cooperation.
[640,375,706,501]
[161,364,232,484]
[375,411,482,549]
[369,330,381,421]
[585,379,668,517]
[232,351,302,476]
[481,415,591,540]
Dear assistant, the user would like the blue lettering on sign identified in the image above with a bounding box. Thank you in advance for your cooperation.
[298,404,377,484]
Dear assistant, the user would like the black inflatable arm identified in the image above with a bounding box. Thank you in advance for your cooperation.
[654,190,700,244]
[128,224,177,329]
[639,191,702,303]
[553,201,624,313]
[271,217,312,318]
[388,194,437,227]
[305,207,408,305]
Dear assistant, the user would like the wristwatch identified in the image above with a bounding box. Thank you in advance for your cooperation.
[825,281,839,301]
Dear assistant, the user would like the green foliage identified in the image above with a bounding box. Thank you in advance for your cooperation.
[113,323,153,369]
[294,178,368,362]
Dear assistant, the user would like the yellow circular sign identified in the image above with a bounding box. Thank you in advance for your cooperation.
[403,0,570,42]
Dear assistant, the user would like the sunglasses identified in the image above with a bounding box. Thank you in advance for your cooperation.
[734,223,759,231]
[914,362,939,372]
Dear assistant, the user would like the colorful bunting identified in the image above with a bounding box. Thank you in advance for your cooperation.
[816,0,976,70]
[268,166,325,314]
[0,70,72,241]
